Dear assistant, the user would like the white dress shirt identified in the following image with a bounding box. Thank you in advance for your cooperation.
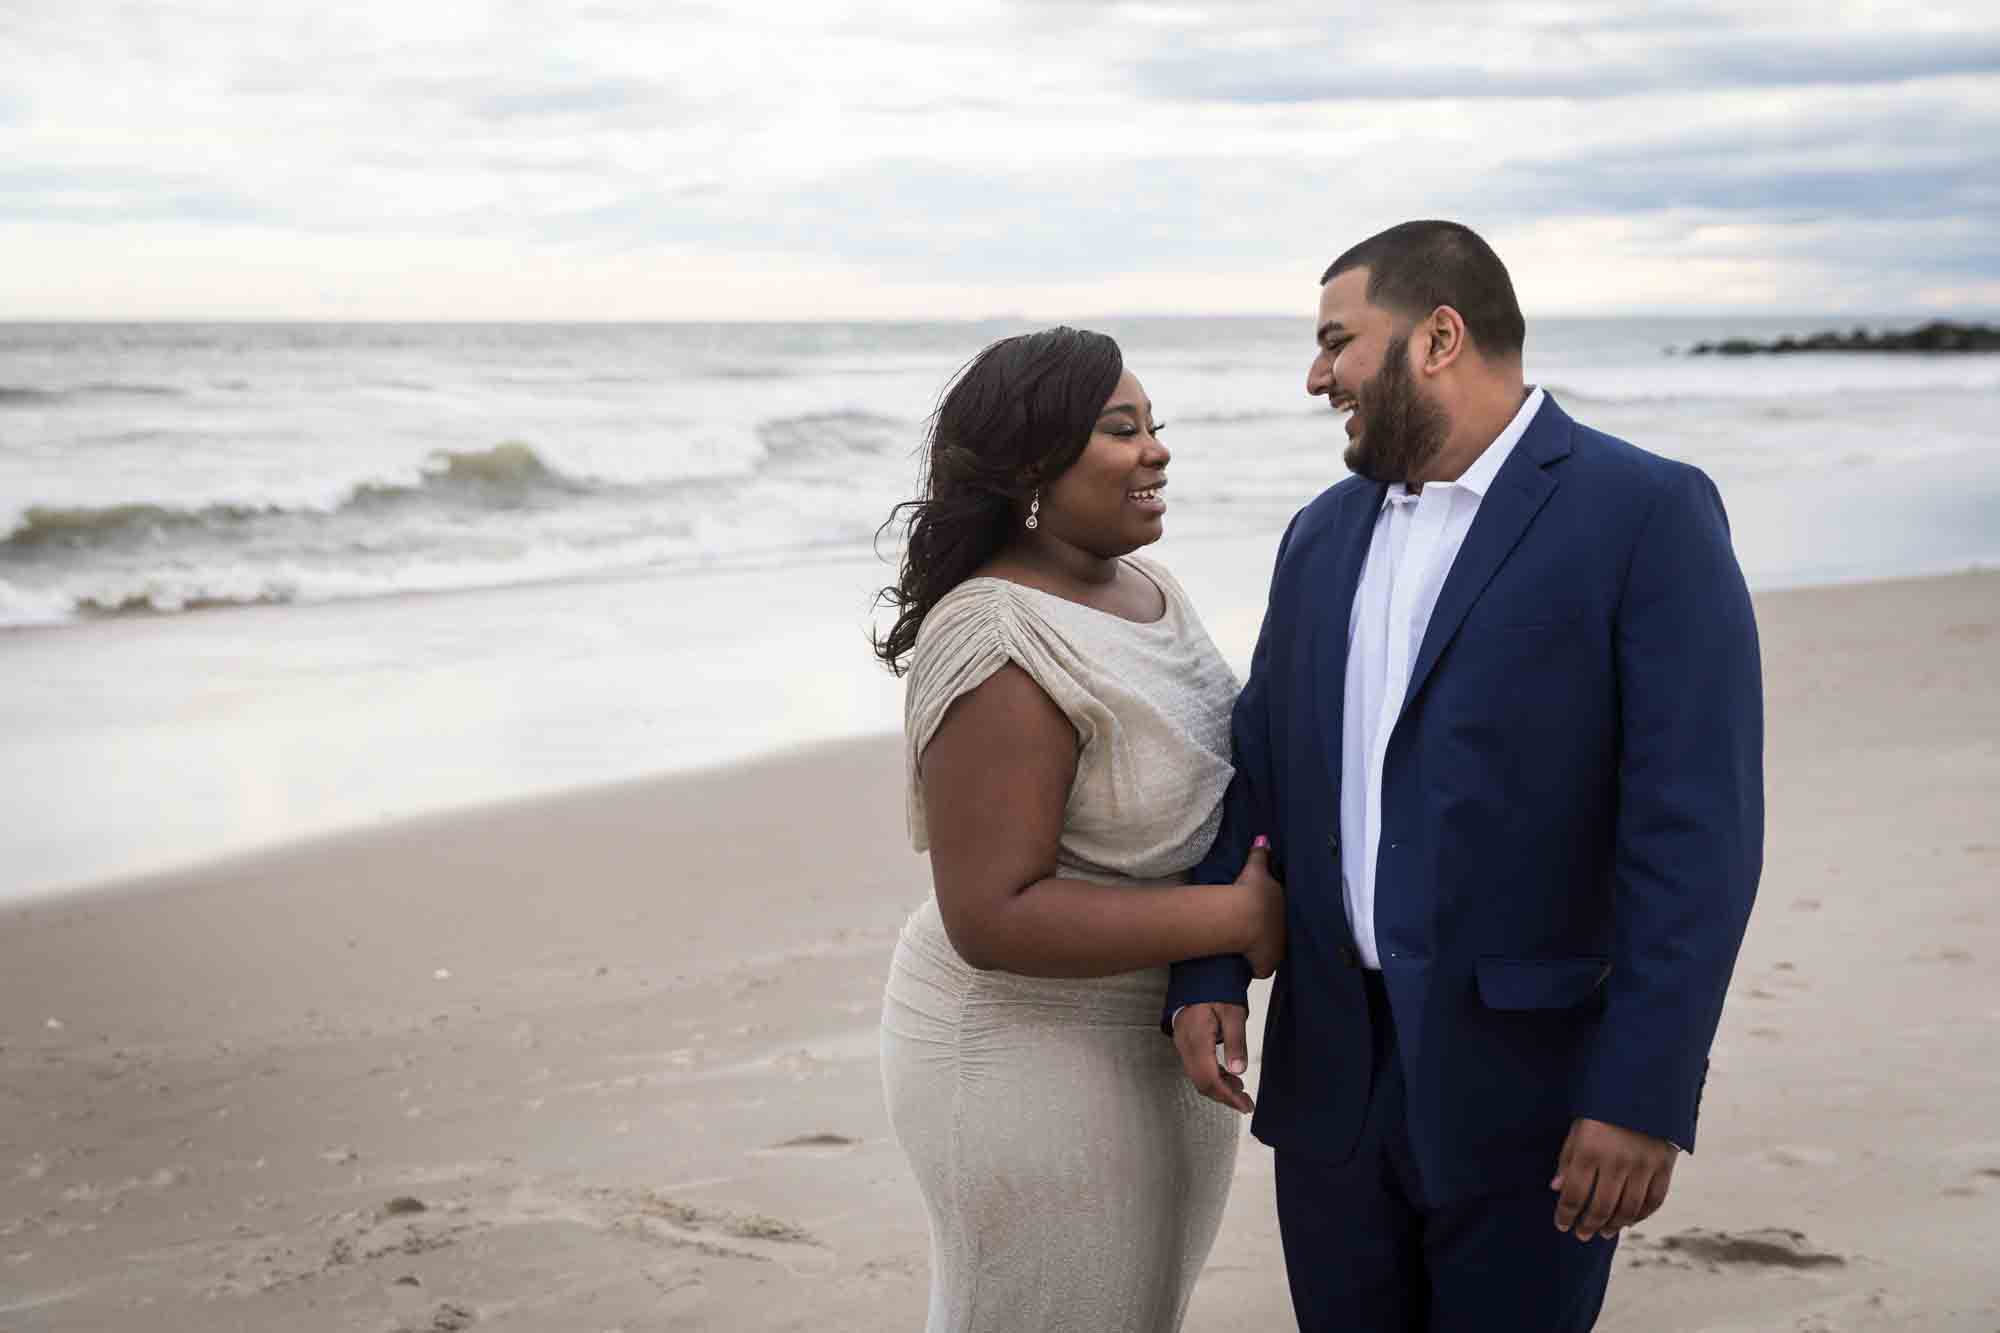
[1340,387,1545,968]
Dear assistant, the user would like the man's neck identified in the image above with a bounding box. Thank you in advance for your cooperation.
[1409,378,1530,490]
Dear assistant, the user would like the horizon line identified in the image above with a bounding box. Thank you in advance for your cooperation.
[5,308,1999,327]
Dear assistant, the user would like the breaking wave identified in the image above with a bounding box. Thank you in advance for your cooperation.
[3,442,590,555]
[0,381,185,406]
[1,410,919,630]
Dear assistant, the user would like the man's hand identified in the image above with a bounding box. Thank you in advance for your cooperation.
[1172,1002,1254,1114]
[1551,1117,1678,1241]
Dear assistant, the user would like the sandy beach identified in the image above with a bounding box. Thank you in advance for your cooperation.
[3,570,1997,1331]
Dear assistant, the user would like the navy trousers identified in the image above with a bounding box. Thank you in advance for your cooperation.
[1274,971,1618,1332]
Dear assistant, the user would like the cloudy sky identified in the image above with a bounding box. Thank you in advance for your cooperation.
[3,0,1997,319]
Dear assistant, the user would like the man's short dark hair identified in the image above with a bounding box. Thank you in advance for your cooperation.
[1321,221,1526,360]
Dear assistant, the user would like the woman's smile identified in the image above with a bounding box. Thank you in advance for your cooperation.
[1127,478,1167,513]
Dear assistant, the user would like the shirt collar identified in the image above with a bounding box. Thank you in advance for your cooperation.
[1383,385,1545,507]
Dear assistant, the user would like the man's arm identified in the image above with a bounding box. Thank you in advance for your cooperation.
[1166,516,1302,1110]
[1165,750,1265,1112]
[1558,464,1764,1237]
[1164,516,1300,1020]
[1161,768,1262,1019]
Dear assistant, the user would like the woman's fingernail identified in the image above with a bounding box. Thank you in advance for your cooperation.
[1252,835,1270,850]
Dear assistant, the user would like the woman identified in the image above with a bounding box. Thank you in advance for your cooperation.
[875,326,1283,1332]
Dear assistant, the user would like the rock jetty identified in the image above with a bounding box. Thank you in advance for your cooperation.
[1687,320,2000,355]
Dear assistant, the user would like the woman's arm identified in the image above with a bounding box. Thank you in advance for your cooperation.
[921,662,1279,978]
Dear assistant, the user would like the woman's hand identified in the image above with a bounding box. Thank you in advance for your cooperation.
[1234,835,1286,978]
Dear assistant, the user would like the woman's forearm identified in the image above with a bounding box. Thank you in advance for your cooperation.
[942,875,1246,978]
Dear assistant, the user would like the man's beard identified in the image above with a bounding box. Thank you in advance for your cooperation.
[1341,335,1449,483]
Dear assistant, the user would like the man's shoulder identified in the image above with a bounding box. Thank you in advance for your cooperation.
[1554,407,1711,502]
[1287,474,1373,542]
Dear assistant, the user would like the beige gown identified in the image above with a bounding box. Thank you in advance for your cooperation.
[879,556,1243,1333]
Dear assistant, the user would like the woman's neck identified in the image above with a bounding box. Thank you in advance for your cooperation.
[1004,533,1121,587]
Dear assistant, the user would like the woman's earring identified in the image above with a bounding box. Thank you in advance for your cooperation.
[1025,488,1040,531]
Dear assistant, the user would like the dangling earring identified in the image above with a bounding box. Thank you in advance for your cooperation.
[1025,488,1041,531]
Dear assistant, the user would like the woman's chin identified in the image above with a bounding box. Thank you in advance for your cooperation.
[1087,524,1161,558]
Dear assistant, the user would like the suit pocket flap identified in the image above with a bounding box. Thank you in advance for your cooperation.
[1475,957,1610,1010]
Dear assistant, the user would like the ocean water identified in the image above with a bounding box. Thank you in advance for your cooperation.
[1,317,1997,900]
[5,316,1998,630]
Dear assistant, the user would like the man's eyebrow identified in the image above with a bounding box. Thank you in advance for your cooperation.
[1316,320,1348,344]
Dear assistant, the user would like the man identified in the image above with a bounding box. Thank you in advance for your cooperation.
[1165,220,1763,1330]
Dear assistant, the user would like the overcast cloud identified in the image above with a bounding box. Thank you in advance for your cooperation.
[2,0,1995,318]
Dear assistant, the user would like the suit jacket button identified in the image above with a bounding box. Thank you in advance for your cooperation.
[1326,832,1340,858]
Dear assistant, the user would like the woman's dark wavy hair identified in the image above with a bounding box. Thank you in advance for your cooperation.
[872,326,1124,675]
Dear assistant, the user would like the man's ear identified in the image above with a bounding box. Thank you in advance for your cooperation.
[1423,305,1469,374]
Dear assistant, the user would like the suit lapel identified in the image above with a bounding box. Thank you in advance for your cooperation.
[1308,481,1385,798]
[1398,398,1573,717]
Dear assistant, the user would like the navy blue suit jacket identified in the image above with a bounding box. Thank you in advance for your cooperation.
[1165,395,1764,1205]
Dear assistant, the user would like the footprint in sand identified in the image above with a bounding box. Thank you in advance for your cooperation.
[754,1133,859,1158]
[1645,1227,1844,1272]
[609,1189,834,1275]
[771,1049,833,1078]
[396,1302,475,1332]
[1947,1166,2000,1197]
[842,1255,923,1293]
